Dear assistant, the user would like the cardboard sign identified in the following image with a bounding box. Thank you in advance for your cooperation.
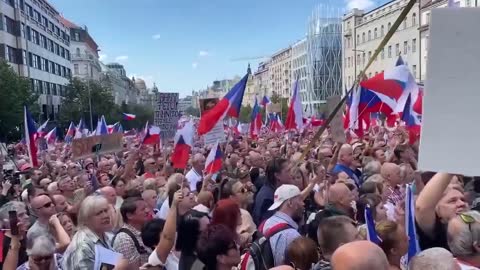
[154,92,181,139]
[418,8,480,175]
[199,98,226,145]
[327,95,346,144]
[72,133,123,160]
[268,103,281,113]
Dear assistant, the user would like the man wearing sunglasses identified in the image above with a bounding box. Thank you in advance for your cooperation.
[27,194,70,253]
[448,211,480,269]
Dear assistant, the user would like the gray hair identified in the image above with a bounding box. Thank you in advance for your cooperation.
[363,161,382,179]
[0,201,27,225]
[448,210,480,256]
[409,247,456,270]
[143,178,157,191]
[77,195,108,227]
[365,174,385,184]
[26,234,55,256]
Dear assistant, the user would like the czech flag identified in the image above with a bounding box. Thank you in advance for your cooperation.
[401,93,421,144]
[197,72,249,135]
[405,184,420,263]
[44,127,57,144]
[260,95,271,107]
[36,119,49,137]
[285,78,303,131]
[365,205,381,244]
[113,122,123,133]
[64,122,76,144]
[122,113,136,121]
[74,118,88,139]
[250,97,262,139]
[269,113,283,133]
[205,141,223,174]
[95,115,108,135]
[24,106,38,167]
[171,120,194,169]
[143,126,161,145]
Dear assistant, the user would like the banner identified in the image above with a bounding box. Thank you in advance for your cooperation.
[154,92,181,139]
[327,95,346,144]
[268,103,281,113]
[199,98,226,145]
[72,133,123,160]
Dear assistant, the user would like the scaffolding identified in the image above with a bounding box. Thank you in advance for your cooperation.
[306,3,343,113]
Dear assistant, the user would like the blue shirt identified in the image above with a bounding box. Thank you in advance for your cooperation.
[252,184,275,225]
[332,164,362,187]
[262,212,300,266]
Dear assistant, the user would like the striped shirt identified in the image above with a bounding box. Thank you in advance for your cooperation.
[386,185,404,206]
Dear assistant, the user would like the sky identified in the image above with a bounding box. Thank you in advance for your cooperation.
[49,0,389,97]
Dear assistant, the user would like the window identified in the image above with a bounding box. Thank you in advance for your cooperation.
[66,50,70,60]
[426,13,430,24]
[48,61,53,73]
[74,32,80,41]
[362,52,365,65]
[356,34,360,45]
[48,39,54,52]
[52,83,57,96]
[357,54,360,65]
[44,59,49,72]
[49,21,54,32]
[55,63,59,75]
[45,81,50,95]
[404,41,408,54]
[368,51,371,61]
[4,16,16,35]
[388,22,392,31]
[34,11,40,22]
[368,30,371,41]
[395,43,399,56]
[22,50,27,65]
[381,48,385,59]
[466,0,471,6]
[21,23,25,38]
[54,26,60,36]
[61,47,65,58]
[40,58,46,70]
[62,66,66,77]
[75,48,80,56]
[412,13,417,25]
[26,4,33,17]
[6,46,17,63]
[54,43,59,55]
[42,16,48,27]
[32,30,39,45]
[67,68,71,78]
[412,65,417,78]
[403,18,407,29]
[388,45,392,58]
[374,28,377,39]
[412,38,417,53]
[381,25,384,36]
[362,33,365,43]
[39,34,45,48]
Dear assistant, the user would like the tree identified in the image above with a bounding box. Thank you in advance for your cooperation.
[0,60,39,142]
[239,104,252,123]
[270,91,281,104]
[59,78,116,130]
[184,106,200,117]
[119,103,154,130]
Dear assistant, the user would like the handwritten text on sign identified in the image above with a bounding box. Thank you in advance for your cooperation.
[154,93,181,139]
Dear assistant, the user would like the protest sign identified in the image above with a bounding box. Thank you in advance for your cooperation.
[418,8,480,175]
[327,95,346,144]
[268,103,281,113]
[199,98,226,145]
[72,133,123,160]
[154,92,181,140]
[94,244,121,270]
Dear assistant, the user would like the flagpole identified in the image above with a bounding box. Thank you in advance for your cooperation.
[88,79,93,131]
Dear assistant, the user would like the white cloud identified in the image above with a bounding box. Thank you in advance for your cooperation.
[152,34,161,40]
[346,0,375,10]
[99,53,107,62]
[198,50,209,57]
[115,55,129,62]
[192,62,198,69]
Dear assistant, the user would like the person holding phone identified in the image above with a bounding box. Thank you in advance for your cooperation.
[0,201,31,270]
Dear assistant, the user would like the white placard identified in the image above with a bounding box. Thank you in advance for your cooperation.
[204,122,226,145]
[418,8,480,175]
[154,92,181,139]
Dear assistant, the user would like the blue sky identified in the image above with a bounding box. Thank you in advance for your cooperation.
[50,0,388,97]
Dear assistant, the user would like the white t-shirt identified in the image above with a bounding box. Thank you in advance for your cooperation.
[457,261,480,270]
[158,199,170,220]
[148,251,179,270]
[185,169,202,192]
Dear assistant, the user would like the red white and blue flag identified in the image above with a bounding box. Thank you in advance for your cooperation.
[36,119,49,137]
[205,141,223,174]
[197,72,249,135]
[74,118,88,139]
[401,93,422,144]
[269,113,284,133]
[260,95,271,106]
[171,120,194,169]
[24,106,38,167]
[122,113,136,121]
[95,115,108,135]
[143,126,161,145]
[250,97,262,139]
[64,122,76,144]
[285,78,303,131]
[44,127,57,144]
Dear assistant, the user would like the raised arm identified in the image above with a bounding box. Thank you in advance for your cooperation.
[50,214,71,253]
[154,190,181,263]
[415,173,453,235]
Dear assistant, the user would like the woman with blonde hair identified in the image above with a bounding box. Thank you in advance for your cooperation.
[375,220,409,270]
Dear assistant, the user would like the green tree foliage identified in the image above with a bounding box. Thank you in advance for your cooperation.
[270,91,281,103]
[239,104,252,123]
[59,79,153,131]
[0,60,39,141]
[184,106,200,117]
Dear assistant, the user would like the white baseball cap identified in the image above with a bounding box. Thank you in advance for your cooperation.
[268,184,301,211]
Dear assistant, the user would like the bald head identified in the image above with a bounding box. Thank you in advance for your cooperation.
[192,153,206,171]
[380,163,402,186]
[99,186,117,205]
[331,241,389,270]
[329,183,353,210]
[197,191,214,209]
[339,144,353,166]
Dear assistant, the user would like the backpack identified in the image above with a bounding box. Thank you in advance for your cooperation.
[240,222,291,270]
[112,228,148,255]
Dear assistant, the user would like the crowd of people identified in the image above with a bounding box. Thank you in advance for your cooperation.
[0,125,477,270]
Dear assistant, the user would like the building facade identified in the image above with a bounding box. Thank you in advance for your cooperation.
[269,47,292,98]
[100,62,139,105]
[291,38,311,114]
[178,95,192,113]
[0,0,72,120]
[61,18,101,81]
[342,0,420,92]
[419,0,477,82]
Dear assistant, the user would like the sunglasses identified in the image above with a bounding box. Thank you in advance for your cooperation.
[36,201,54,210]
